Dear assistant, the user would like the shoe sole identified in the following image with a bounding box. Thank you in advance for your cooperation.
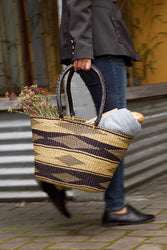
[102,217,155,227]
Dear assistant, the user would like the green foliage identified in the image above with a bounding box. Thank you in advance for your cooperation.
[133,0,167,81]
[120,0,167,83]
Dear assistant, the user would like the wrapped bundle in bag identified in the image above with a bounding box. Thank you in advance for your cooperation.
[99,108,142,137]
[31,64,133,193]
[87,108,143,137]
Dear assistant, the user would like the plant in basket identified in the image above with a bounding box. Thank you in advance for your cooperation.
[6,85,71,218]
[6,84,58,118]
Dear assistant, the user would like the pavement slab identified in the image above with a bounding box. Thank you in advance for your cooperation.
[0,174,167,249]
[136,244,164,250]
[106,236,146,249]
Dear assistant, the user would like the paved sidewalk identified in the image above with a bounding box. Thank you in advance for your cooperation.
[0,175,167,250]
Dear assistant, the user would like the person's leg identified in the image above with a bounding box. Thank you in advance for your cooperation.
[79,55,127,212]
[38,181,71,217]
[79,56,155,226]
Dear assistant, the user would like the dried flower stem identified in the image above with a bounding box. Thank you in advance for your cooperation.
[6,85,58,118]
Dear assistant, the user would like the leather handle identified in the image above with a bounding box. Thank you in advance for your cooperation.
[56,64,107,126]
[66,69,75,117]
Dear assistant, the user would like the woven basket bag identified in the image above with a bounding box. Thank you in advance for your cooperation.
[31,64,133,193]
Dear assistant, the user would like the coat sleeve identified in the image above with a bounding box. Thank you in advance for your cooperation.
[66,0,94,61]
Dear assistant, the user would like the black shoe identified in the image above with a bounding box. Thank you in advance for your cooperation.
[102,204,155,227]
[39,181,71,218]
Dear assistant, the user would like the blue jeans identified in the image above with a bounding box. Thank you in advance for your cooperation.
[79,56,127,212]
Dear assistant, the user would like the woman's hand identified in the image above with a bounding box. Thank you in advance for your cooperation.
[74,59,91,71]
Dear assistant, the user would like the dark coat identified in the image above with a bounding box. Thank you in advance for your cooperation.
[59,0,141,65]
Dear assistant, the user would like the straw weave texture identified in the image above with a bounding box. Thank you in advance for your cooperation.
[31,116,132,192]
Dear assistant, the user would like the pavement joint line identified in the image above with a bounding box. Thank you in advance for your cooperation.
[156,208,167,216]
[12,236,42,250]
[159,225,167,230]
[1,225,18,233]
[67,219,102,236]
[55,214,87,228]
[108,228,137,242]
[105,235,152,250]
[135,242,167,250]
[0,235,29,246]
[81,228,108,243]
